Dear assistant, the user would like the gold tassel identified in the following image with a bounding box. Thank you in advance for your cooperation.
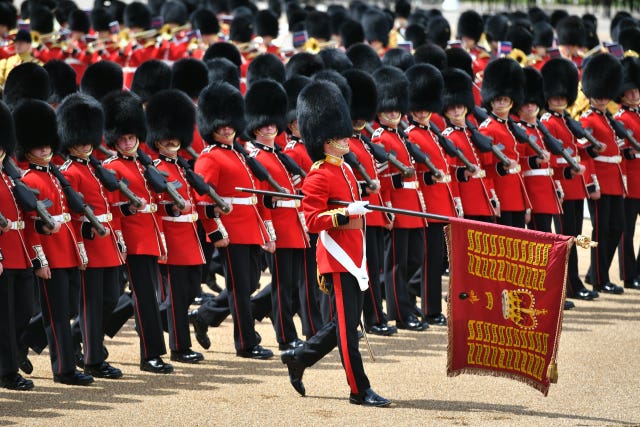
[547,362,558,383]
[317,270,329,295]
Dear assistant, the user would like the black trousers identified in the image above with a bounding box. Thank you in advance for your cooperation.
[587,194,624,286]
[300,234,324,339]
[384,227,425,323]
[166,264,202,352]
[618,197,640,281]
[528,213,554,233]
[219,244,260,351]
[0,269,34,376]
[497,210,526,228]
[79,266,120,366]
[270,248,304,345]
[363,226,387,328]
[554,199,585,296]
[38,267,80,375]
[126,254,166,360]
[423,223,445,317]
[294,272,370,395]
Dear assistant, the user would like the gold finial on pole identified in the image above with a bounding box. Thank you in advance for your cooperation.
[576,235,598,249]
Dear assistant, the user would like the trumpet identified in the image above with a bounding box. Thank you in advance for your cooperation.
[159,23,191,41]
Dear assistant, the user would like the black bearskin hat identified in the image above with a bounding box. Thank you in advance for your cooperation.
[161,0,188,25]
[206,57,241,88]
[171,58,209,99]
[445,47,473,78]
[297,80,353,162]
[80,60,123,101]
[317,48,353,73]
[244,79,287,136]
[0,101,16,156]
[312,70,351,106]
[203,42,242,67]
[413,43,447,71]
[145,89,195,150]
[541,58,579,107]
[43,60,77,105]
[339,19,364,49]
[255,9,278,38]
[457,10,484,42]
[521,66,545,109]
[124,1,151,30]
[283,75,311,124]
[247,53,286,86]
[3,63,50,110]
[581,53,623,100]
[131,60,172,103]
[190,8,220,35]
[305,11,331,40]
[68,9,90,33]
[506,24,533,54]
[101,91,146,147]
[14,100,59,161]
[30,6,54,34]
[442,68,475,113]
[532,22,554,47]
[0,2,17,30]
[362,9,391,47]
[618,27,640,54]
[346,43,381,75]
[57,93,104,151]
[484,14,509,44]
[372,65,409,114]
[426,16,450,49]
[617,57,640,103]
[197,82,245,144]
[284,52,324,79]
[405,63,444,113]
[91,7,112,32]
[481,57,525,109]
[382,48,415,71]
[343,69,377,122]
[556,16,585,46]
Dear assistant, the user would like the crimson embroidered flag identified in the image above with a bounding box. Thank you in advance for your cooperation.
[445,218,573,396]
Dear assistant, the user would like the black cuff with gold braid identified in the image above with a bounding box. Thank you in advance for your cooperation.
[319,208,349,228]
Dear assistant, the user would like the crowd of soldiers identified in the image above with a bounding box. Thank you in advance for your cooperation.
[0,0,640,407]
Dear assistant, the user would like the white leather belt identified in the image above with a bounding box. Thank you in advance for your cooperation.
[402,180,420,189]
[138,203,158,213]
[275,199,301,208]
[51,213,72,223]
[80,213,113,223]
[594,155,622,164]
[8,220,25,230]
[162,213,199,223]
[221,196,257,205]
[556,155,580,165]
[634,153,640,159]
[523,168,554,177]
[471,169,486,178]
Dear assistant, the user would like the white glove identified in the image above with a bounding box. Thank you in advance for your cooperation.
[347,200,371,216]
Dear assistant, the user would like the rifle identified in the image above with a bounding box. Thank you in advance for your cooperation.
[362,124,416,178]
[536,120,582,172]
[235,187,449,222]
[233,141,288,193]
[2,157,56,229]
[508,117,546,158]
[88,155,144,208]
[0,210,7,228]
[397,127,444,179]
[176,156,231,213]
[427,121,477,173]
[136,148,187,210]
[464,117,512,167]
[563,112,606,151]
[274,145,307,178]
[604,111,640,151]
[343,152,378,190]
[48,163,108,237]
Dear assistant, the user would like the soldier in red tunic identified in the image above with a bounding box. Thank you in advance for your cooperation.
[245,79,310,350]
[615,57,640,290]
[57,94,125,379]
[281,80,391,407]
[479,57,531,228]
[456,10,491,77]
[0,102,35,391]
[194,82,275,360]
[540,58,598,301]
[15,100,94,386]
[371,66,428,332]
[580,53,625,295]
[405,64,458,326]
[101,91,174,373]
[145,90,206,363]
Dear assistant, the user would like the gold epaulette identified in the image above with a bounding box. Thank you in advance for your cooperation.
[318,207,348,228]
[625,50,639,58]
[310,159,325,171]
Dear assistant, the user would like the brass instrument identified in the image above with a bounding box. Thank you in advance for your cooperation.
[159,23,191,41]
[508,48,528,67]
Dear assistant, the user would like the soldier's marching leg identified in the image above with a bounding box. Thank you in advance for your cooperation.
[167,264,204,363]
[423,223,446,325]
[271,248,302,349]
[298,234,324,339]
[364,226,395,336]
[618,197,640,288]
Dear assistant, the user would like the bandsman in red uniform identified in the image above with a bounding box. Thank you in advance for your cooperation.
[101,91,174,373]
[0,30,42,87]
[245,79,310,350]
[343,69,395,336]
[540,57,598,301]
[556,16,585,71]
[255,10,281,57]
[57,94,125,379]
[615,57,640,290]
[515,67,562,232]
[456,10,491,77]
[479,57,531,228]
[580,53,625,295]
[194,82,275,360]
[530,22,555,72]
[441,68,497,222]
[15,100,94,386]
[280,80,391,407]
[145,90,206,363]
[371,66,429,331]
[0,102,35,391]
[405,64,458,326]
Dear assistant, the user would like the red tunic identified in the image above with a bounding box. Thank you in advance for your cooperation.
[371,125,426,228]
[302,157,364,275]
[154,155,205,265]
[103,153,166,256]
[615,106,640,199]
[0,167,31,269]
[194,142,271,245]
[21,164,82,269]
[60,157,124,268]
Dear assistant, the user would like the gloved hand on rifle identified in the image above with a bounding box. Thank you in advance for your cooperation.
[347,200,371,216]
